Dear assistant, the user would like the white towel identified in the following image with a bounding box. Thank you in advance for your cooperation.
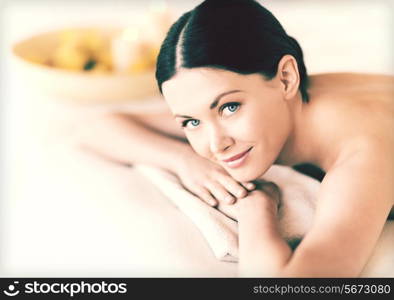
[135,164,320,262]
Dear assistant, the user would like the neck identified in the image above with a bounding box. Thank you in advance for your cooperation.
[275,95,330,171]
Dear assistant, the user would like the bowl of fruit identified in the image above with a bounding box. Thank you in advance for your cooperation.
[11,26,164,104]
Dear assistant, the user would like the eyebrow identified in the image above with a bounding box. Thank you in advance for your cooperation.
[174,89,243,119]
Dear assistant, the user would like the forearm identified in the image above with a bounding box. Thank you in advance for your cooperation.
[238,194,292,277]
[237,196,359,277]
[76,113,191,172]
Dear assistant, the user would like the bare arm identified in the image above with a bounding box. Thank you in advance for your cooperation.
[76,109,255,205]
[238,147,394,277]
[76,109,190,172]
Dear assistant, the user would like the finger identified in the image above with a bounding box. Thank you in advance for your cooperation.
[179,181,217,206]
[216,175,248,199]
[241,181,255,191]
[205,181,235,204]
[193,186,218,206]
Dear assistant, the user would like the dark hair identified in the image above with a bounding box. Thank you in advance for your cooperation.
[156,0,309,102]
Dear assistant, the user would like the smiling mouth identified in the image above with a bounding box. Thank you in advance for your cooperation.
[222,147,253,168]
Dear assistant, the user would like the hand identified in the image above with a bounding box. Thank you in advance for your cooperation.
[218,180,281,221]
[174,150,255,206]
[241,180,282,213]
[253,180,281,209]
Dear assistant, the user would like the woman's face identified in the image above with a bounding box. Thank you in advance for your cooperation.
[162,67,293,181]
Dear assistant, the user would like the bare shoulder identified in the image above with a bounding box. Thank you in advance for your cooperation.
[319,143,393,216]
[290,144,393,276]
[309,72,394,89]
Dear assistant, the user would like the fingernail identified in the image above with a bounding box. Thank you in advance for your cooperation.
[238,190,247,198]
[225,195,235,204]
[246,183,255,190]
[209,199,217,206]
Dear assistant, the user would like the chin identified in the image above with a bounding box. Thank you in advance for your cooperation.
[227,166,267,182]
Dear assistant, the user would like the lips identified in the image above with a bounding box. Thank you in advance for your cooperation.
[222,147,253,162]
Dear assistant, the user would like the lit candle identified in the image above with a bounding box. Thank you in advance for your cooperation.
[111,26,140,73]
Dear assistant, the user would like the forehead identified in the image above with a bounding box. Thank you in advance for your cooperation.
[162,68,261,113]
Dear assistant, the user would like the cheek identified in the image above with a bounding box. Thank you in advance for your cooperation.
[233,110,267,141]
[185,133,210,158]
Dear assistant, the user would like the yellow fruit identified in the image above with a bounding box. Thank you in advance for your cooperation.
[93,48,112,70]
[89,62,110,73]
[128,58,151,73]
[83,30,106,53]
[59,30,85,52]
[52,44,88,70]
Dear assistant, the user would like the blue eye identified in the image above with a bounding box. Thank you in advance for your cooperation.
[182,119,200,128]
[227,104,238,112]
[221,102,240,115]
[191,119,200,126]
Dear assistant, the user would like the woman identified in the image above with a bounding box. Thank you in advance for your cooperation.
[80,0,393,277]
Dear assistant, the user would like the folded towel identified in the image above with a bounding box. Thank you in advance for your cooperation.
[135,164,320,262]
[135,164,239,262]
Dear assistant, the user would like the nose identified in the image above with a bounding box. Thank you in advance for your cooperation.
[209,126,234,155]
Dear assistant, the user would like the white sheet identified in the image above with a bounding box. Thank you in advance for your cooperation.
[2,140,392,277]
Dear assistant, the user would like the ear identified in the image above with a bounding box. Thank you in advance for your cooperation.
[277,55,300,100]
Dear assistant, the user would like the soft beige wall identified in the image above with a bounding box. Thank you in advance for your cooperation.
[3,0,393,74]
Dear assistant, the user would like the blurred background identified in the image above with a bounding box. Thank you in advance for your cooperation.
[0,0,393,277]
